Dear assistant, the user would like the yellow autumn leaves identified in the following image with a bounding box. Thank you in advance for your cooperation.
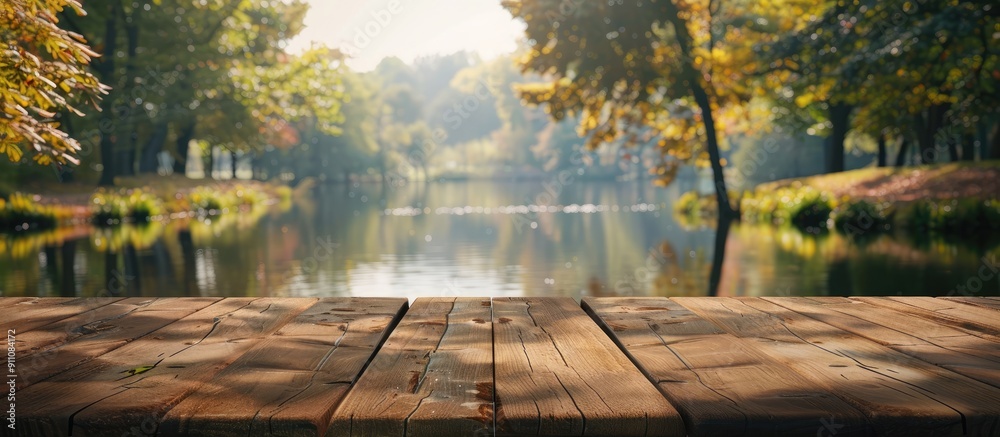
[1,0,108,166]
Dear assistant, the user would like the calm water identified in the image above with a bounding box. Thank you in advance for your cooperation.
[1,181,998,298]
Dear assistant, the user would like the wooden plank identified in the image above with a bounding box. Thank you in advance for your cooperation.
[14,297,317,436]
[939,297,1000,313]
[583,297,872,436]
[493,297,684,436]
[160,298,408,436]
[0,297,52,309]
[855,297,1000,337]
[765,297,1000,389]
[675,297,1000,436]
[328,297,493,437]
[0,297,124,334]
[14,298,219,390]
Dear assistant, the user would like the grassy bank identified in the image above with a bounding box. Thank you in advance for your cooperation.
[676,161,1000,236]
[0,176,293,233]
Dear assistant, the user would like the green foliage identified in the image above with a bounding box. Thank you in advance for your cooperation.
[674,191,707,219]
[91,184,271,226]
[0,193,60,231]
[899,199,1000,235]
[834,200,892,235]
[738,186,833,232]
[784,189,834,233]
[188,187,228,213]
[90,190,132,226]
[127,191,163,222]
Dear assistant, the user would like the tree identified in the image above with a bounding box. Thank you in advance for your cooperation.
[503,0,788,217]
[767,0,999,168]
[0,0,107,166]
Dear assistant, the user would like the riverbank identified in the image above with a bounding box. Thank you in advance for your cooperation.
[0,175,293,233]
[676,161,1000,236]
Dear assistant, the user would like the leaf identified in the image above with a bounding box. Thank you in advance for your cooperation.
[0,143,23,162]
[121,365,156,376]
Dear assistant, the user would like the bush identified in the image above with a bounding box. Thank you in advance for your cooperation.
[898,198,1000,235]
[188,187,228,213]
[91,190,129,226]
[1,193,59,231]
[834,199,891,236]
[674,191,704,218]
[128,191,163,222]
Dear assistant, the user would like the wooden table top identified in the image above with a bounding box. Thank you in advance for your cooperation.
[2,295,999,436]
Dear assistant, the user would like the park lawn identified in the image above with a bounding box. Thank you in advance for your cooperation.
[756,161,1000,204]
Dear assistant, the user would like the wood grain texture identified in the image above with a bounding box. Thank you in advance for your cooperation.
[939,297,1000,313]
[0,297,53,309]
[13,297,219,389]
[1,297,125,334]
[675,297,1000,436]
[583,297,872,437]
[160,298,408,437]
[327,297,494,437]
[493,297,684,437]
[765,297,1000,389]
[14,298,317,436]
[855,297,1000,337]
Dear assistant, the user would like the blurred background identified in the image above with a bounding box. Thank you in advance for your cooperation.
[1,0,997,298]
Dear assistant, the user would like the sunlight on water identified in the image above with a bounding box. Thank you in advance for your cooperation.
[1,181,997,298]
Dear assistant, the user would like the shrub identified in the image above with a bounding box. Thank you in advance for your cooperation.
[188,187,228,213]
[834,199,891,236]
[90,190,129,226]
[674,191,704,218]
[1,193,59,231]
[898,198,1000,235]
[128,191,163,222]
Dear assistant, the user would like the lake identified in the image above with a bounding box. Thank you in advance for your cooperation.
[1,180,998,298]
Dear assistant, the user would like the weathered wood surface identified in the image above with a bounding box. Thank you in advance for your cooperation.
[13,297,219,390]
[15,298,319,436]
[161,297,408,436]
[856,296,1000,336]
[674,297,1000,436]
[328,298,494,437]
[493,297,684,436]
[4,296,1000,437]
[0,297,125,334]
[941,296,1000,312]
[583,297,872,436]
[764,297,1000,389]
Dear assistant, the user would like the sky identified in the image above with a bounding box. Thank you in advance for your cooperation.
[286,0,526,71]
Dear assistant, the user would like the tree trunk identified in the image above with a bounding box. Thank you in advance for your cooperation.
[690,82,735,218]
[961,134,975,161]
[947,138,959,162]
[895,138,910,167]
[206,146,215,179]
[138,119,169,173]
[117,148,135,177]
[96,3,121,187]
[918,104,948,164]
[121,15,141,178]
[172,118,196,176]
[877,133,887,167]
[661,0,733,218]
[827,103,852,173]
[990,122,1000,160]
[230,150,238,179]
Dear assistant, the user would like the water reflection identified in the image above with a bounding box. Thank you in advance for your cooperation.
[1,181,997,298]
